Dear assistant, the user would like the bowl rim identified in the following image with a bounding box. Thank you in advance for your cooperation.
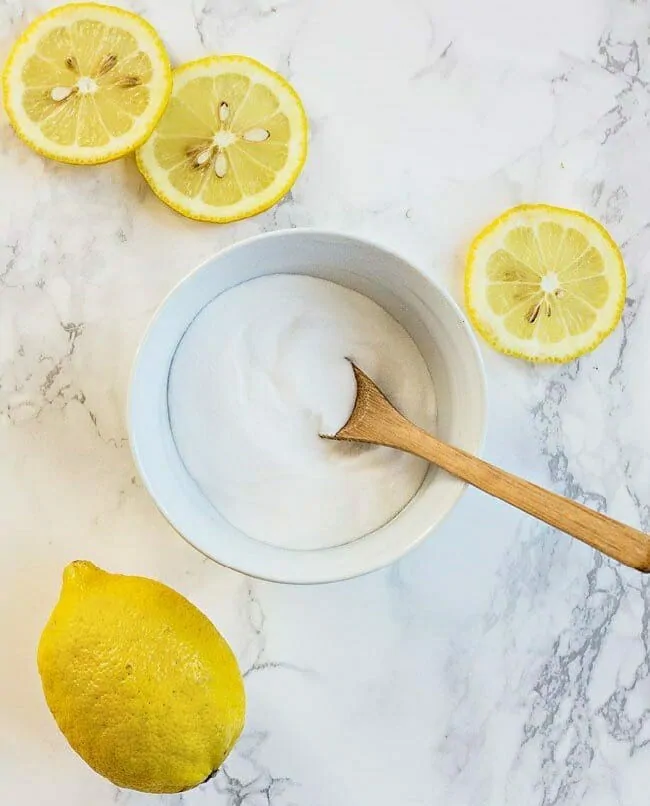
[128,228,488,584]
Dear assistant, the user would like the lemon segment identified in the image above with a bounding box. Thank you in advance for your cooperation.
[3,3,172,164]
[465,204,626,362]
[37,561,246,794]
[136,55,308,222]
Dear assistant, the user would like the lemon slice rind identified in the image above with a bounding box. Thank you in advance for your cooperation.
[465,204,626,363]
[2,3,172,165]
[135,55,308,223]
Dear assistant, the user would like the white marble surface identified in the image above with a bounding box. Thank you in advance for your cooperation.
[2,0,650,803]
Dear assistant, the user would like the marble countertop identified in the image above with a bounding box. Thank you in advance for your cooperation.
[2,0,650,803]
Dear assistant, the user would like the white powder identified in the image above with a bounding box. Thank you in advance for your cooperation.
[168,274,437,550]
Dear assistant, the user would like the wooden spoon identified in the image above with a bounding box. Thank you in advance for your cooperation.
[324,362,650,573]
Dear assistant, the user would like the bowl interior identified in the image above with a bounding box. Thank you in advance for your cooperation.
[129,230,486,583]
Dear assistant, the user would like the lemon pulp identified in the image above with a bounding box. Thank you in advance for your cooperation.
[136,55,308,222]
[465,204,626,362]
[3,3,172,164]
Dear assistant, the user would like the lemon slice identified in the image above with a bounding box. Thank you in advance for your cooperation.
[465,204,626,363]
[136,55,308,223]
[2,3,172,164]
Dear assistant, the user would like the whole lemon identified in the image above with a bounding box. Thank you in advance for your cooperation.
[37,561,246,794]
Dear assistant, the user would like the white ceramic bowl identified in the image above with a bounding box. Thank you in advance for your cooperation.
[128,230,487,584]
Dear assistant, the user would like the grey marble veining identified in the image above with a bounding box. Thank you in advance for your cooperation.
[2,0,650,804]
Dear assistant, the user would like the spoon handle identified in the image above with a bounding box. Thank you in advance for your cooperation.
[402,426,650,572]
